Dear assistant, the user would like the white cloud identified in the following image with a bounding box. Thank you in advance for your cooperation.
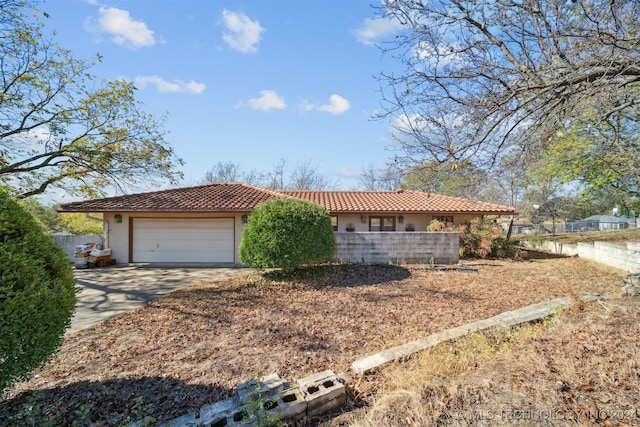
[414,41,461,66]
[317,94,351,115]
[334,167,363,178]
[90,7,155,49]
[222,10,265,53]
[134,76,207,94]
[393,113,422,133]
[13,126,51,149]
[297,99,315,113]
[353,17,404,46]
[247,90,286,111]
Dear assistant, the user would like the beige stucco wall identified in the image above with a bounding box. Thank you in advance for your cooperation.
[102,212,249,264]
[334,213,481,232]
[99,212,487,264]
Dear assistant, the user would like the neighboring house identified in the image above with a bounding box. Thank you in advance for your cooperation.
[566,215,636,232]
[58,183,515,265]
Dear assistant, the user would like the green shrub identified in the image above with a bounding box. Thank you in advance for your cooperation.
[428,218,519,259]
[239,198,335,269]
[0,191,78,391]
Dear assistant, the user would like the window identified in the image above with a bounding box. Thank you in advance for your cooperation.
[433,215,454,224]
[330,216,338,231]
[369,216,396,231]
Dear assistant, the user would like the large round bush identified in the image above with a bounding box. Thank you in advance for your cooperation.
[239,198,335,269]
[0,190,77,391]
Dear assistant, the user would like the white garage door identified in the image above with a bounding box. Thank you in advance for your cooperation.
[132,218,234,263]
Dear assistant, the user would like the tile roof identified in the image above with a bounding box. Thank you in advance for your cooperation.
[59,184,515,215]
[281,190,515,214]
[58,183,282,213]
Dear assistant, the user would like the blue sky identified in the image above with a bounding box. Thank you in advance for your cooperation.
[40,0,406,191]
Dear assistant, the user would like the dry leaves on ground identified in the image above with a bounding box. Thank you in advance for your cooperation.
[0,255,627,425]
[337,298,639,427]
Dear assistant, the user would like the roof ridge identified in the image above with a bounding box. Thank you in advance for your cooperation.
[233,182,286,198]
[281,189,425,194]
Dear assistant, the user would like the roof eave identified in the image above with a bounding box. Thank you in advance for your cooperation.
[57,208,256,214]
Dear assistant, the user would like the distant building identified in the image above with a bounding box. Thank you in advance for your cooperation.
[566,215,636,232]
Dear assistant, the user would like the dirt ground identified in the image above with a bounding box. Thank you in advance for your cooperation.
[0,254,630,425]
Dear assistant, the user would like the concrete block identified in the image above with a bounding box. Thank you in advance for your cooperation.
[624,274,640,286]
[157,411,199,427]
[258,386,307,422]
[296,370,336,390]
[236,373,286,403]
[223,387,308,426]
[297,373,346,417]
[199,397,238,426]
[277,387,307,420]
[226,406,256,427]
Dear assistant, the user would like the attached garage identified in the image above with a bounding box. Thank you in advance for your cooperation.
[131,218,235,263]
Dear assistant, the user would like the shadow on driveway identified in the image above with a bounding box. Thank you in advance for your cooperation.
[68,265,250,335]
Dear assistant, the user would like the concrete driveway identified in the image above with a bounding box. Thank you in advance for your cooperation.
[68,265,250,335]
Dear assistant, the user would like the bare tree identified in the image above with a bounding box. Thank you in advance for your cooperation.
[203,158,335,190]
[202,161,242,183]
[288,160,336,190]
[202,161,261,185]
[377,0,640,178]
[264,158,287,190]
[359,164,401,190]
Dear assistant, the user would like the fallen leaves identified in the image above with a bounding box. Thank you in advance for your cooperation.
[0,258,629,425]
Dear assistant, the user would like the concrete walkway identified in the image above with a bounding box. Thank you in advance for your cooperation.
[68,265,250,335]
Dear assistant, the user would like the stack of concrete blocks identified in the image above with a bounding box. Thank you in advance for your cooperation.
[159,370,345,427]
[622,273,640,297]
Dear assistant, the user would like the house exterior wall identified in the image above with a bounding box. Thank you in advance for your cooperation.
[334,232,459,265]
[103,212,248,264]
[334,213,480,232]
[99,212,480,265]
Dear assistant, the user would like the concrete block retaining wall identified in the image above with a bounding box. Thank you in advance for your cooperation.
[540,241,640,273]
[334,232,459,265]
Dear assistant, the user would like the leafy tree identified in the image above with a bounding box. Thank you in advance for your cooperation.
[400,160,488,199]
[535,122,640,211]
[429,217,518,259]
[0,0,183,199]
[59,211,103,235]
[239,198,335,269]
[377,0,640,195]
[19,197,62,233]
[0,189,77,391]
[17,197,103,234]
